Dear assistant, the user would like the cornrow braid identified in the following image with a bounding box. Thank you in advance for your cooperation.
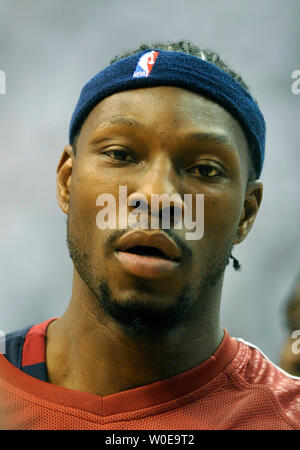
[110,39,250,91]
[230,253,242,271]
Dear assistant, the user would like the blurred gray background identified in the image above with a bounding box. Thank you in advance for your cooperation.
[0,0,299,364]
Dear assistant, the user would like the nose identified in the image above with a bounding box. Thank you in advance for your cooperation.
[127,155,184,229]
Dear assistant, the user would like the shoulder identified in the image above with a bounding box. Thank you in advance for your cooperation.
[229,337,300,427]
[1,318,58,369]
[2,324,33,368]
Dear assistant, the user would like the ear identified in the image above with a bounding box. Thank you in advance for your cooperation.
[56,144,74,214]
[234,180,263,244]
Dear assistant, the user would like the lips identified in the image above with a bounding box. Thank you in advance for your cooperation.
[114,231,181,279]
[115,230,181,262]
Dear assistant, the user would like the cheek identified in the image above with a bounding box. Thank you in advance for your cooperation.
[202,188,243,246]
[70,163,119,230]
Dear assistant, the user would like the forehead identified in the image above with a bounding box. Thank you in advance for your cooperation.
[78,86,249,159]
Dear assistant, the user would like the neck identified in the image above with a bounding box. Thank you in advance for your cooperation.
[46,270,224,397]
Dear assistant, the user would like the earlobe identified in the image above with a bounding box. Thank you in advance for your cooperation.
[234,181,263,245]
[56,145,74,214]
[234,210,245,244]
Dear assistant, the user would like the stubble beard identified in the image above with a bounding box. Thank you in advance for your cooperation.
[66,214,234,339]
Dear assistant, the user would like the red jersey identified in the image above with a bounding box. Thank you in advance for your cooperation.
[0,317,299,430]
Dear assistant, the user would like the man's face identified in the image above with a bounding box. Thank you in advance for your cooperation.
[57,86,261,338]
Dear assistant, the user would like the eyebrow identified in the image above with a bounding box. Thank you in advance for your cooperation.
[90,117,233,149]
[181,131,233,149]
[90,117,143,141]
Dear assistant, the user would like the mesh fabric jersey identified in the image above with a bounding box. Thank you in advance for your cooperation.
[0,317,299,430]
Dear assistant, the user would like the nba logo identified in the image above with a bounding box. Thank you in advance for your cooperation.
[133,51,159,78]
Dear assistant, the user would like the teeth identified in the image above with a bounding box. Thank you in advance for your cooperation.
[124,246,169,259]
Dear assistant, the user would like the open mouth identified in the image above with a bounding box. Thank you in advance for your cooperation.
[115,244,180,279]
[122,245,173,260]
[114,231,181,278]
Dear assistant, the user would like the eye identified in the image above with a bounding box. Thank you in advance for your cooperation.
[102,149,136,163]
[188,164,223,178]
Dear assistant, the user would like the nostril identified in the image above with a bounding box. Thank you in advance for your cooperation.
[128,193,148,210]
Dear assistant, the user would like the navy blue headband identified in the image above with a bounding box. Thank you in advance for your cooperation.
[69,50,266,176]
